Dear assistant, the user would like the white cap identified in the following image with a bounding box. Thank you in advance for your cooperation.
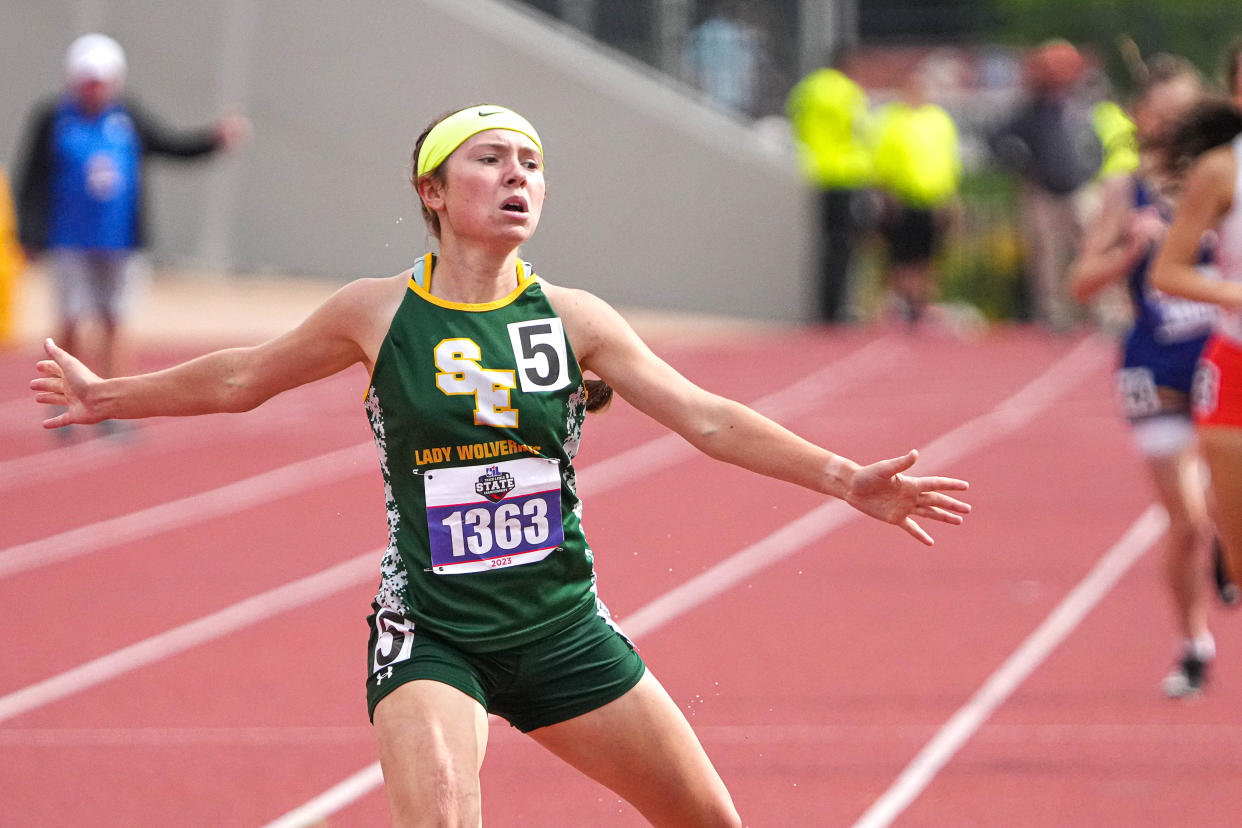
[65,33,126,84]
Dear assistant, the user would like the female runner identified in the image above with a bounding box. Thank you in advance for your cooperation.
[1070,55,1225,697]
[30,104,971,826]
[1151,40,1242,632]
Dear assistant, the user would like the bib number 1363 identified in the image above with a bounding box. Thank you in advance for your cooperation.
[424,456,564,574]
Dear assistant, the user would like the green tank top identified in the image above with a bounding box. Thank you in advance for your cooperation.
[365,253,599,652]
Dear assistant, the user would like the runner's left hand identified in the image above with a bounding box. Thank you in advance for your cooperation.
[844,450,970,545]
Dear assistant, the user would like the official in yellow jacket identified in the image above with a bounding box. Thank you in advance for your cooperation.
[787,64,874,322]
[871,72,961,325]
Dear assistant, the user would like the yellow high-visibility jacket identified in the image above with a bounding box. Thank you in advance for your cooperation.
[871,101,961,208]
[787,68,874,189]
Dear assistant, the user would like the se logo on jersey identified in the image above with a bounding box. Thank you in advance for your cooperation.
[434,318,571,427]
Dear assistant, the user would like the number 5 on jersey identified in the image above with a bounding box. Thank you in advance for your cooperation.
[508,318,570,393]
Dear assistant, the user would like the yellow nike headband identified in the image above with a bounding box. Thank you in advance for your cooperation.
[416,105,543,178]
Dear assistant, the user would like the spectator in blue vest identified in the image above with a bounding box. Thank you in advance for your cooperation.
[14,33,249,395]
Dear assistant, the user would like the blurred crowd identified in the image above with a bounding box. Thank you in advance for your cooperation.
[0,16,1231,340]
[508,1,1234,335]
[776,35,1242,335]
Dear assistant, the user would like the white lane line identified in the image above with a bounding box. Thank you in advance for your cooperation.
[0,442,377,579]
[0,337,901,579]
[260,335,1112,827]
[16,719,1239,749]
[0,725,373,747]
[1,421,174,488]
[0,376,351,493]
[577,336,905,497]
[622,334,1107,637]
[0,552,378,724]
[851,504,1168,828]
[262,765,386,828]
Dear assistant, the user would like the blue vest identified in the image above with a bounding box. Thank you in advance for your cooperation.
[48,98,141,250]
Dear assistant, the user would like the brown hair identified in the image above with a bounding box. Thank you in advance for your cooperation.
[1161,96,1242,179]
[583,378,613,413]
[410,109,459,239]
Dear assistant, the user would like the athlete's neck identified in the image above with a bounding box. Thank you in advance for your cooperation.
[429,244,523,304]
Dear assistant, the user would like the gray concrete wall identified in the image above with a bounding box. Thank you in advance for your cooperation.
[2,0,816,321]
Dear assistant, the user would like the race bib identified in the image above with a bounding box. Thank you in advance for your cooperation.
[1117,367,1160,419]
[424,456,564,574]
[1192,359,1221,421]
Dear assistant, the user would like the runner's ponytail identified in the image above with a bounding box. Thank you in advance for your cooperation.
[1161,97,1242,179]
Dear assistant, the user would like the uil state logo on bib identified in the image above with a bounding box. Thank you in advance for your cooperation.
[475,466,516,502]
[424,456,564,574]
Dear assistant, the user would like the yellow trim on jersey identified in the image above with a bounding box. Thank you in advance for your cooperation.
[407,253,536,312]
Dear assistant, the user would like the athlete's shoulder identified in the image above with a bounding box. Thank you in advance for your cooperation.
[539,280,608,312]
[539,281,636,362]
[318,271,411,357]
[1182,146,1238,214]
[332,270,411,311]
[1195,144,1238,186]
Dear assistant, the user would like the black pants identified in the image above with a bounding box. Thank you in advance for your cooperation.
[817,188,861,322]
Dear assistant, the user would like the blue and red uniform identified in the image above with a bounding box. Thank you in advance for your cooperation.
[1117,179,1217,430]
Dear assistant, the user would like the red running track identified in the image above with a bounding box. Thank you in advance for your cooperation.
[1,325,1239,827]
